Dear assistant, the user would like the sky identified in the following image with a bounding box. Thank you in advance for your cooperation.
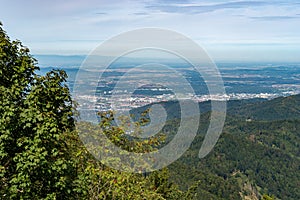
[0,0,300,62]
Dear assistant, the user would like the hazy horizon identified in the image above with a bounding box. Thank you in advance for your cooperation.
[33,54,300,69]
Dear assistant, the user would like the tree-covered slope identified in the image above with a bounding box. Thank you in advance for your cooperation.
[227,94,300,121]
[0,23,190,200]
[162,95,300,200]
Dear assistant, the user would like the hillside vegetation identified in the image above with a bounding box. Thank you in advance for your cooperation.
[153,95,300,199]
[1,23,299,199]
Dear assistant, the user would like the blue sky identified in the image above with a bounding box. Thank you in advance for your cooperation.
[1,0,300,62]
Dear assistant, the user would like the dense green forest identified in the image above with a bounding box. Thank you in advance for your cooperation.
[167,111,300,199]
[133,95,300,200]
[1,23,299,199]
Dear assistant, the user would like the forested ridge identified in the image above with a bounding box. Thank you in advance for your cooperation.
[134,94,300,199]
[1,23,299,200]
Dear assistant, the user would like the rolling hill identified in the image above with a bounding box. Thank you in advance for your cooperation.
[133,94,300,199]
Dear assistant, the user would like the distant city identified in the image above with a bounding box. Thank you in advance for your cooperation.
[38,61,300,112]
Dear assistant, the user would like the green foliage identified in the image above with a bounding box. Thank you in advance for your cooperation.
[262,194,275,200]
[0,24,190,200]
[0,23,188,200]
[72,112,186,199]
[0,24,76,199]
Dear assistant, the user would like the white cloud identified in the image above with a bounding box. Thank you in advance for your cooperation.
[0,0,299,61]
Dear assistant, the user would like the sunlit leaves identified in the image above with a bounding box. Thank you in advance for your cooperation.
[0,24,76,199]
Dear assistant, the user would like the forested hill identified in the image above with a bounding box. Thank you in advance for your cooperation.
[158,94,300,200]
[133,94,300,122]
[227,94,300,121]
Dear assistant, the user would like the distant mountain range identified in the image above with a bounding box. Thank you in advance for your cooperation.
[34,55,85,68]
